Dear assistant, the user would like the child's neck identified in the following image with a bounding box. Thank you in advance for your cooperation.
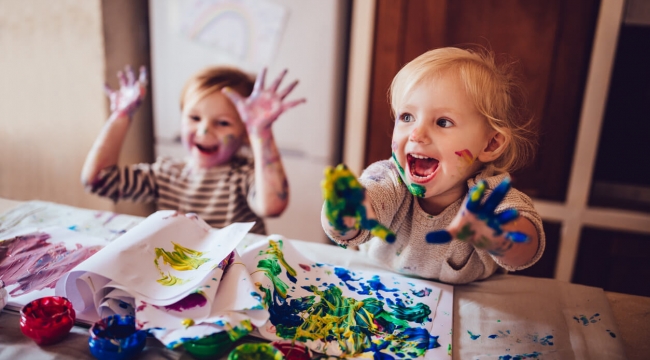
[417,184,469,216]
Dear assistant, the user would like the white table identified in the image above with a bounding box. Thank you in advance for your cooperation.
[1,199,647,359]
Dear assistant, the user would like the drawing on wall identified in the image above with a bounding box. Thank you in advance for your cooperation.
[240,236,454,359]
[180,0,288,68]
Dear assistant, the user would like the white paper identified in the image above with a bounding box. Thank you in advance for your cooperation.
[241,235,453,359]
[55,210,268,348]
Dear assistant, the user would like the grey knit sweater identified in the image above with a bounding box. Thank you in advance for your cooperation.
[324,160,545,284]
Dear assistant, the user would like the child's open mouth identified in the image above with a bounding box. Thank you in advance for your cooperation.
[195,143,219,155]
[407,153,438,183]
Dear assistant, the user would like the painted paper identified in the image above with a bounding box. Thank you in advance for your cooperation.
[55,211,268,348]
[0,227,107,311]
[241,236,453,359]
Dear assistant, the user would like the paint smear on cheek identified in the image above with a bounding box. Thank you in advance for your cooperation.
[0,232,101,296]
[391,141,398,151]
[454,149,475,167]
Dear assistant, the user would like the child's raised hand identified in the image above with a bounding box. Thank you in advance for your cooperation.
[222,68,306,137]
[425,177,529,256]
[104,65,147,120]
[322,164,395,243]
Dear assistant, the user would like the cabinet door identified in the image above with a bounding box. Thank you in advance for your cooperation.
[365,0,600,201]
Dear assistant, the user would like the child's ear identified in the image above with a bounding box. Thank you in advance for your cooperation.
[478,131,507,162]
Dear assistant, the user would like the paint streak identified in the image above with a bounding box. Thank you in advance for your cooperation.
[410,287,432,297]
[181,318,195,328]
[467,330,481,340]
[0,232,101,296]
[298,264,311,272]
[498,352,542,360]
[454,148,475,175]
[322,164,396,243]
[228,343,283,360]
[255,241,440,358]
[154,242,210,286]
[391,152,426,197]
[156,292,207,312]
[527,333,554,346]
[573,313,600,326]
[488,330,511,339]
[258,240,297,278]
[606,329,616,338]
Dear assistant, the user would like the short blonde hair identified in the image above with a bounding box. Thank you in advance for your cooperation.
[180,66,254,110]
[389,47,537,174]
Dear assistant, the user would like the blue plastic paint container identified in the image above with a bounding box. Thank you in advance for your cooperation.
[88,315,147,360]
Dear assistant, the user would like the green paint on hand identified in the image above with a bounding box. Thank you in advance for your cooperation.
[322,164,395,243]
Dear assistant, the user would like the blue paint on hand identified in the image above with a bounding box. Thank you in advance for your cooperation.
[425,230,452,244]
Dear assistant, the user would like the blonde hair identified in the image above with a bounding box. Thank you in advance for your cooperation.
[180,66,255,110]
[389,47,537,174]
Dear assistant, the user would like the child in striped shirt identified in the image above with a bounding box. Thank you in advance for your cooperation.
[81,66,304,234]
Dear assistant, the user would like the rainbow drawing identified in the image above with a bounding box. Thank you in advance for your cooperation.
[182,1,257,61]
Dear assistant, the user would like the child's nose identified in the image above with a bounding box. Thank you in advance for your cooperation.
[198,123,209,135]
[409,124,429,143]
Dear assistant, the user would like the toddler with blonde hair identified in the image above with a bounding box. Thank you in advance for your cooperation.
[322,47,544,284]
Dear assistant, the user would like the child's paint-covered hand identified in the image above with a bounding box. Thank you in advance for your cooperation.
[322,164,395,243]
[425,177,529,256]
[222,68,306,137]
[104,65,147,120]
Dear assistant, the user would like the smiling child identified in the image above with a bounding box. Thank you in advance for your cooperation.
[321,47,545,284]
[82,66,304,234]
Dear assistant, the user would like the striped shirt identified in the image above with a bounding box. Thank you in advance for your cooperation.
[88,156,266,234]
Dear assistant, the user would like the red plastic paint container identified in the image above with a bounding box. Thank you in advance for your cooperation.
[271,340,311,360]
[20,296,76,345]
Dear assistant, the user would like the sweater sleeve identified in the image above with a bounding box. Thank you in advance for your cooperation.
[86,158,161,204]
[323,160,405,246]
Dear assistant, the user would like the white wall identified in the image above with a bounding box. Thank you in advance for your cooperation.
[149,0,350,243]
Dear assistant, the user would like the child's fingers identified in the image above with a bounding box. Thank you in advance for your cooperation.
[221,87,245,105]
[466,180,486,213]
[138,66,148,86]
[269,69,287,93]
[496,208,519,225]
[505,231,529,243]
[425,230,452,244]
[364,219,395,244]
[125,65,135,86]
[482,177,511,215]
[117,70,127,88]
[278,79,299,100]
[253,67,267,95]
[281,98,307,112]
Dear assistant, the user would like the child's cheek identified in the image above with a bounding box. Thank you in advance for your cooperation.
[453,149,476,177]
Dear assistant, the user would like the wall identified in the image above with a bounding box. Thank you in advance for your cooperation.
[0,0,154,216]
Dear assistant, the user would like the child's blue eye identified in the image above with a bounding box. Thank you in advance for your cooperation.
[399,113,414,123]
[217,120,231,127]
[436,118,453,128]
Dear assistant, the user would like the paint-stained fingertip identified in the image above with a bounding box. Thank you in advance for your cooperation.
[505,231,529,243]
[426,230,452,244]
